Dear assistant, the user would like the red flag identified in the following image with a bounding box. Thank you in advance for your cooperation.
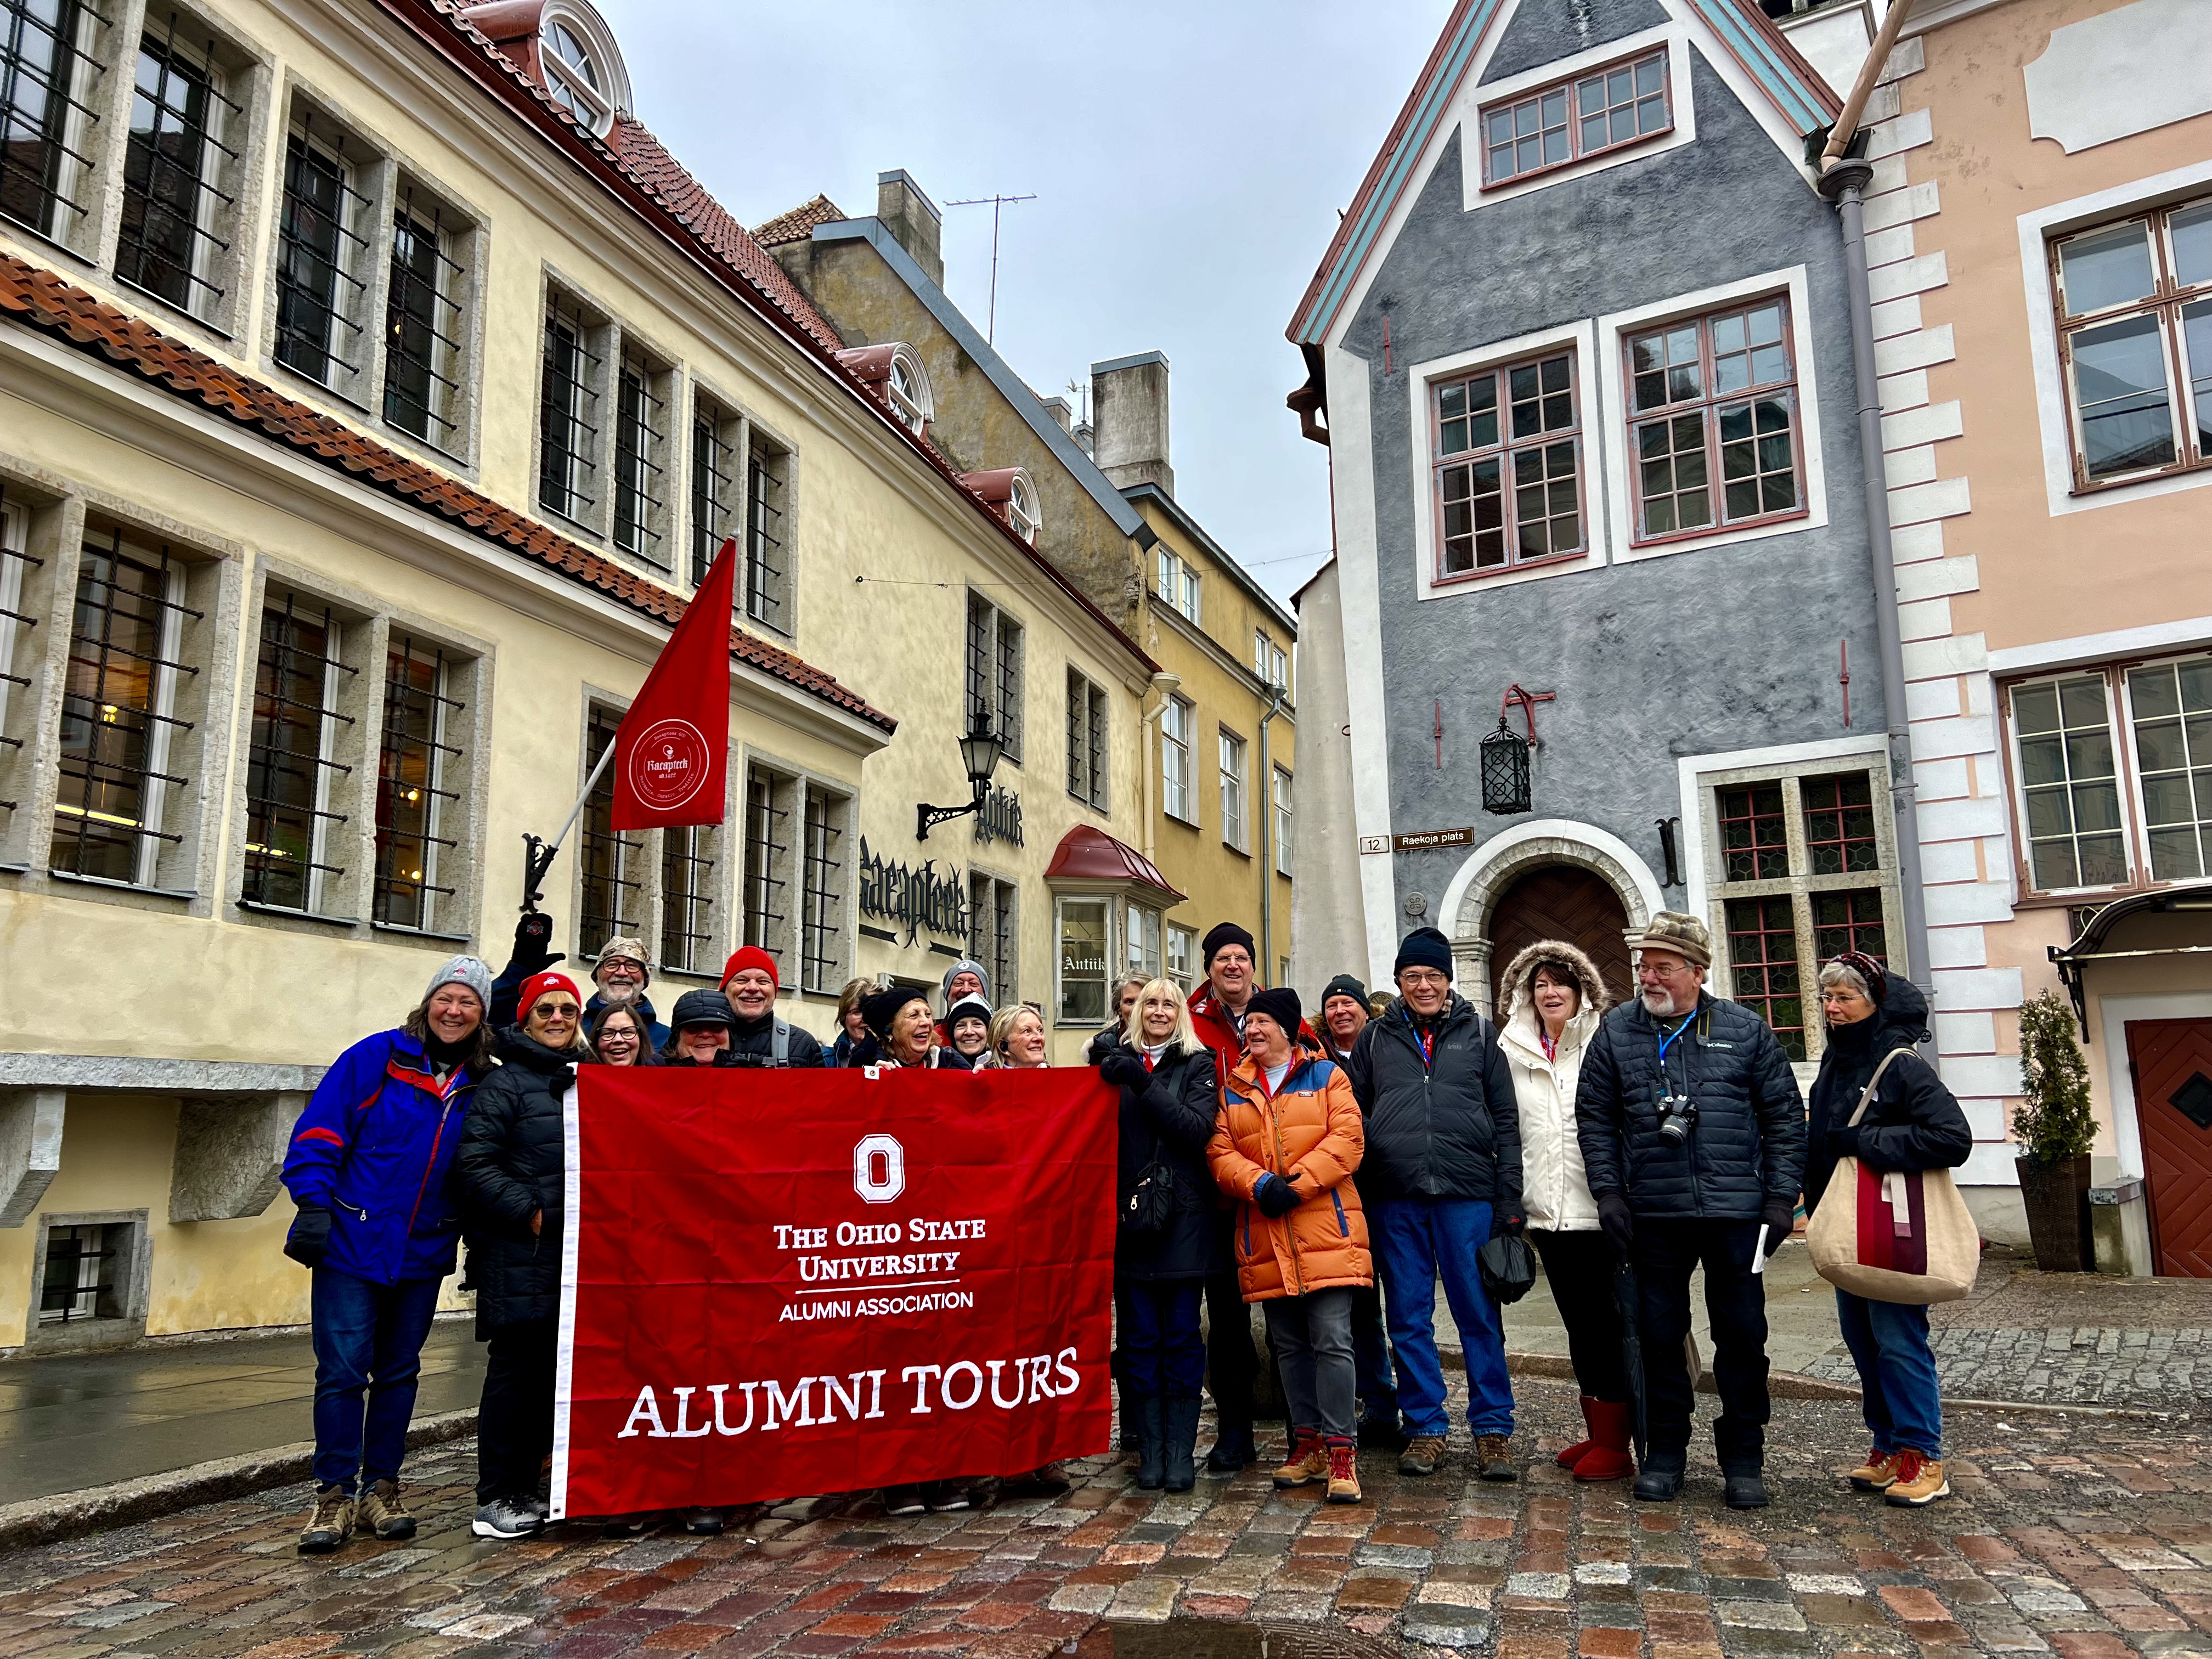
[611,539,735,831]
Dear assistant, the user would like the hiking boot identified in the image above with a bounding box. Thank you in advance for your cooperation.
[1848,1447,1901,1492]
[357,1479,415,1541]
[883,1483,928,1517]
[1398,1435,1448,1476]
[1884,1452,1950,1508]
[471,1495,543,1539]
[298,1485,355,1554]
[1724,1472,1770,1509]
[1325,1440,1362,1505]
[1476,1434,1518,1482]
[1273,1429,1329,1488]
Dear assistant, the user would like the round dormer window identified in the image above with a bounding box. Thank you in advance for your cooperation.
[538,1,631,137]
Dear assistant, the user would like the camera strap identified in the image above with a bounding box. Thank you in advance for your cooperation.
[1655,1012,1695,1091]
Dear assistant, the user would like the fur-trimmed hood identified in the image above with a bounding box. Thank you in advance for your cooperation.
[1498,940,1611,1035]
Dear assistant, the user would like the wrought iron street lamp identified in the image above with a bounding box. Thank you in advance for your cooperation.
[1480,718,1531,816]
[917,710,1005,840]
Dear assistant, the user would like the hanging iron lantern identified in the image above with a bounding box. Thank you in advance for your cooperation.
[1481,717,1532,816]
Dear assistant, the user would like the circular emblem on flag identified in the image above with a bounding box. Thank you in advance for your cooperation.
[627,718,712,813]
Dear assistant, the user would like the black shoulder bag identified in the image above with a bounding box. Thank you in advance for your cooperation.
[1119,1060,1177,1239]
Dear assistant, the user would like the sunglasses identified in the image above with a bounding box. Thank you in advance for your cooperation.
[534,1001,583,1018]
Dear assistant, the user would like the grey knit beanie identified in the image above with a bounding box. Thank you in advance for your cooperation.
[424,955,493,1012]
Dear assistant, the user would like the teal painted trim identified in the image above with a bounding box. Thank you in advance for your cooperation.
[1682,0,1826,133]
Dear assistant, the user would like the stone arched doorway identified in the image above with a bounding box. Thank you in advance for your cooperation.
[1486,865,1634,1015]
[1441,821,1663,1019]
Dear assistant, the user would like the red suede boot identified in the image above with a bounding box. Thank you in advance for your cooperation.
[1555,1396,1600,1469]
[1573,1398,1635,1482]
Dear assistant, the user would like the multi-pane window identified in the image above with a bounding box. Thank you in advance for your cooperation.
[2127,658,2212,880]
[1481,50,1669,185]
[1813,888,1887,962]
[374,636,461,929]
[964,592,1024,761]
[539,289,601,524]
[1433,351,1582,576]
[690,394,738,587]
[384,187,467,451]
[1006,474,1040,544]
[1066,668,1108,810]
[53,533,196,885]
[242,596,350,912]
[1056,896,1108,1025]
[2050,197,2212,488]
[612,342,669,569]
[1155,547,1200,623]
[1803,773,1879,874]
[1126,902,1161,980]
[659,824,714,975]
[1718,782,1788,880]
[744,435,792,635]
[1273,767,1294,877]
[1254,631,1289,693]
[800,783,845,994]
[1724,895,1805,1059]
[741,763,789,957]
[0,496,40,829]
[886,352,928,433]
[0,0,106,247]
[2011,674,2128,891]
[1161,694,1193,822]
[273,122,370,390]
[578,707,642,951]
[1220,729,1248,853]
[1166,922,1195,992]
[969,871,1018,1007]
[1627,296,1801,541]
[38,1221,120,1324]
[116,20,241,322]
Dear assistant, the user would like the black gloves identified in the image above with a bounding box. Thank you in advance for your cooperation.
[1597,1192,1635,1255]
[1492,1209,1526,1239]
[512,910,564,973]
[1825,1124,1861,1160]
[284,1204,332,1268]
[1254,1173,1303,1218]
[1098,1049,1149,1091]
[1760,1198,1796,1255]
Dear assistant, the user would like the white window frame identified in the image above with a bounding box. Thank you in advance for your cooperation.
[884,343,934,435]
[1166,922,1196,991]
[1161,693,1194,823]
[1007,472,1040,544]
[1273,766,1294,878]
[1054,894,1111,1027]
[2004,669,2135,898]
[1125,901,1161,981]
[1220,728,1248,854]
[1155,546,1201,623]
[537,1,633,138]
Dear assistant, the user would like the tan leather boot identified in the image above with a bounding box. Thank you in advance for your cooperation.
[1325,1440,1362,1505]
[1272,1429,1329,1488]
[1884,1451,1950,1507]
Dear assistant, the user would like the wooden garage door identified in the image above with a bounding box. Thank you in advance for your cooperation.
[2126,1017,2212,1278]
[1487,865,1634,1015]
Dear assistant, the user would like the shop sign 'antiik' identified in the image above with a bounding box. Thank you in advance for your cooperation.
[860,838,969,946]
[972,786,1024,849]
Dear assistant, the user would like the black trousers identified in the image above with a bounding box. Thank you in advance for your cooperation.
[476,1318,558,1503]
[1204,1212,1260,1425]
[1530,1228,1630,1403]
[1634,1218,1770,1474]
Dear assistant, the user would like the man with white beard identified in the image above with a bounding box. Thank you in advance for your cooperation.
[1574,911,1804,1513]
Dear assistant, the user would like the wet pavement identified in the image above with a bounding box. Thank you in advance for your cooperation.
[3,1373,2208,1658]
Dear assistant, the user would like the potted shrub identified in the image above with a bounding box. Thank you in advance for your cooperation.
[2013,989,2097,1272]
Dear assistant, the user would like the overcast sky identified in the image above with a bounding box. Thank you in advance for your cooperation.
[595,0,1457,606]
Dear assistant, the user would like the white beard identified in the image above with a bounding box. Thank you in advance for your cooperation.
[1641,986,1688,1018]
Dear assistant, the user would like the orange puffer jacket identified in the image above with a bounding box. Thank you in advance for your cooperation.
[1206,1049,1372,1302]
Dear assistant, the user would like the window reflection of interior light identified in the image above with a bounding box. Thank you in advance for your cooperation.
[53,803,140,827]
[100,704,119,722]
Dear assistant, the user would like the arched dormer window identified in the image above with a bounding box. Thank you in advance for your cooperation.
[1007,473,1041,544]
[886,346,932,435]
[537,0,631,137]
[957,467,1041,544]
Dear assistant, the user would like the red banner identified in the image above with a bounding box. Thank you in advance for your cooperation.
[610,538,735,831]
[551,1066,1118,1518]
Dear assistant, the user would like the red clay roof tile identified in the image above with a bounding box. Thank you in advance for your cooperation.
[753,194,847,248]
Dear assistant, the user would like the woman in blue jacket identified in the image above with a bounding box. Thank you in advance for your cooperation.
[280,955,494,1555]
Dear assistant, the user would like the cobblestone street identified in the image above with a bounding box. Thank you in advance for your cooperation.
[6,1376,2210,1659]
[1800,1327,2212,1408]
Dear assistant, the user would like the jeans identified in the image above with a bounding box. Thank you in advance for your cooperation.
[1351,1284,1399,1425]
[1529,1228,1630,1402]
[310,1268,444,1493]
[1121,1279,1205,1397]
[476,1318,558,1503]
[1370,1197,1514,1438]
[1262,1287,1357,1440]
[1836,1290,1942,1457]
[1634,1218,1770,1473]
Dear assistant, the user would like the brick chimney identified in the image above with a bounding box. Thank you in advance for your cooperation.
[876,170,944,289]
[1091,351,1172,497]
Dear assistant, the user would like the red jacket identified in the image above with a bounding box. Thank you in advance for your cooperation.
[1188,984,1324,1069]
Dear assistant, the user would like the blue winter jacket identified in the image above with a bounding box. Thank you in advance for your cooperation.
[280,1029,482,1284]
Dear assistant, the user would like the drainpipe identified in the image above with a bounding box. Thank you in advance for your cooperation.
[1818,0,1936,1017]
[1139,670,1181,866]
[1258,684,1287,983]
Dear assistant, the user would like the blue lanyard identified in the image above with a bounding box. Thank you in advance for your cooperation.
[1655,1013,1695,1078]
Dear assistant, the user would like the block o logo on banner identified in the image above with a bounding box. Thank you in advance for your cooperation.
[854,1134,905,1204]
[627,718,712,813]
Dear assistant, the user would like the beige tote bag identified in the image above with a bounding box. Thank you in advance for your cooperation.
[1807,1048,1979,1304]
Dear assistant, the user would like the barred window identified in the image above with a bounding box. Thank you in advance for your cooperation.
[968,870,1018,1007]
[611,341,669,569]
[577,705,642,950]
[242,595,352,912]
[539,288,601,525]
[965,592,1024,761]
[659,823,715,975]
[1065,667,1108,810]
[690,394,738,587]
[273,119,370,390]
[116,18,241,322]
[0,493,42,828]
[741,763,790,960]
[52,531,198,885]
[1724,895,1805,1060]
[383,187,467,450]
[744,435,791,634]
[374,635,461,930]
[800,783,845,994]
[0,0,108,247]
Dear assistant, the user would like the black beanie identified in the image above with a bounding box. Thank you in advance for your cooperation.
[861,985,929,1040]
[1394,926,1454,980]
[670,988,736,1030]
[1322,973,1369,1009]
[1245,985,1302,1039]
[1201,921,1257,969]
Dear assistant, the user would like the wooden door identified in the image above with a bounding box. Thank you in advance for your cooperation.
[1487,865,1634,1015]
[2126,1016,2212,1278]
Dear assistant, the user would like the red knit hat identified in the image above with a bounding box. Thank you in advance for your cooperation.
[720,946,779,992]
[517,972,582,1018]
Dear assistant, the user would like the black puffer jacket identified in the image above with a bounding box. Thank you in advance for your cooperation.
[455,1029,577,1330]
[1108,1039,1224,1282]
[724,1014,826,1068]
[1345,995,1522,1209]
[1576,993,1805,1220]
[1805,975,1972,1212]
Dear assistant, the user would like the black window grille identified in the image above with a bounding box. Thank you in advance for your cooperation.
[800,784,842,992]
[384,190,466,447]
[117,18,240,318]
[964,594,1023,761]
[578,706,641,950]
[1066,669,1107,809]
[741,766,787,953]
[273,120,369,385]
[996,612,1023,760]
[242,593,353,911]
[374,636,462,929]
[660,823,715,975]
[612,343,666,567]
[1,0,108,243]
[968,872,1017,1007]
[690,399,735,586]
[0,484,47,819]
[53,530,198,884]
[39,1222,120,1323]
[745,441,786,630]
[964,592,991,724]
[539,291,600,522]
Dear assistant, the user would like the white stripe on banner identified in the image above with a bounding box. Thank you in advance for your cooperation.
[550,1081,583,1521]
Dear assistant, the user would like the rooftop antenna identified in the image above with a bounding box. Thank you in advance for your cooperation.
[944,191,1035,343]
[1064,378,1091,426]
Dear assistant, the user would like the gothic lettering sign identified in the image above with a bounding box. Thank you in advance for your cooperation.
[972,786,1024,849]
[860,837,970,946]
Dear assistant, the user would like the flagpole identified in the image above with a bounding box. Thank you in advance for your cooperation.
[521,741,616,913]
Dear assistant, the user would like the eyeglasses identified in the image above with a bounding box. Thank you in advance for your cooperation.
[599,960,644,978]
[1638,961,1694,979]
[598,1026,638,1043]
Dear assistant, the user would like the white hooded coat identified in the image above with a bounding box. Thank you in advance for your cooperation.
[1497,940,1611,1232]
